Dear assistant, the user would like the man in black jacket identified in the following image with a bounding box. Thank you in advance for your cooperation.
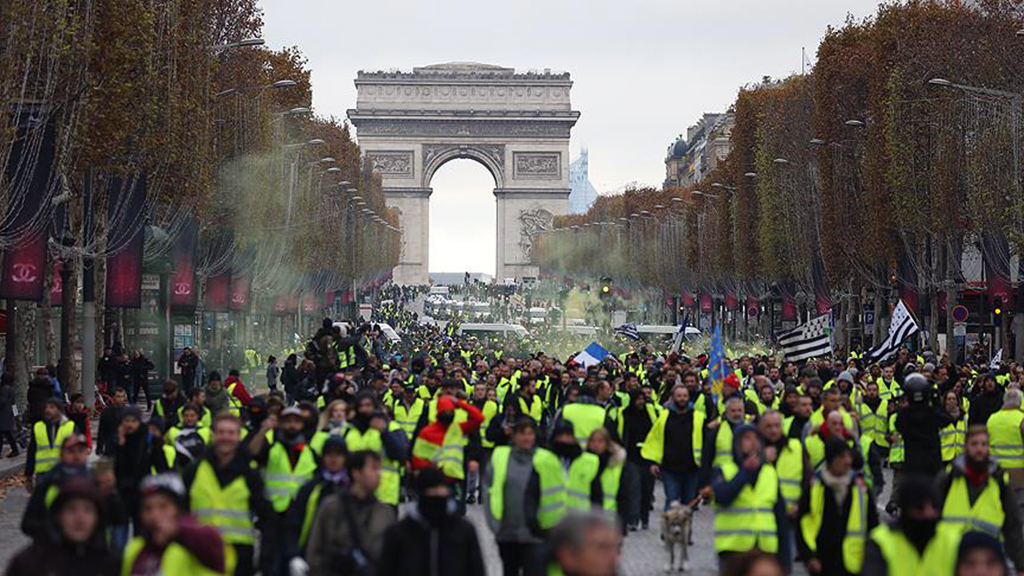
[378,467,486,576]
[896,373,955,477]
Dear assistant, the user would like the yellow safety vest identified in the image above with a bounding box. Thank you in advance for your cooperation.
[343,424,402,505]
[480,400,499,449]
[939,418,966,462]
[150,444,178,474]
[889,412,904,465]
[393,398,425,439]
[32,420,75,476]
[122,536,234,576]
[190,460,255,545]
[714,461,779,554]
[714,423,735,468]
[565,452,600,510]
[224,382,242,416]
[516,394,543,423]
[561,403,607,446]
[800,478,867,574]
[868,523,958,576]
[412,421,466,480]
[774,438,804,507]
[598,460,623,511]
[489,446,566,530]
[858,400,889,448]
[940,474,1005,539]
[988,410,1024,469]
[263,442,317,512]
[640,409,704,465]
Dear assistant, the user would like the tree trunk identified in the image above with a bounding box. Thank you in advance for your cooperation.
[42,261,57,366]
[19,302,36,377]
[59,259,79,392]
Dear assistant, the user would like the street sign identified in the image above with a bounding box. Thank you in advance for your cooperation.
[953,322,967,337]
[864,311,875,326]
[952,305,969,323]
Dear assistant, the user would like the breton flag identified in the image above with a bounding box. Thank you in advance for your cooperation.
[576,342,609,367]
[614,322,641,341]
[991,348,1003,370]
[779,314,833,363]
[868,300,919,363]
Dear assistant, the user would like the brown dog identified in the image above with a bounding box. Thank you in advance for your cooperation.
[661,500,693,572]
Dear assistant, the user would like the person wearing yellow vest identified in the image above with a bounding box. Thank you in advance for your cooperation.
[559,390,612,448]
[344,392,410,507]
[26,398,76,483]
[758,410,807,574]
[8,476,121,576]
[641,384,708,514]
[796,439,878,576]
[585,427,625,514]
[391,383,427,440]
[483,417,565,575]
[179,388,213,429]
[808,388,855,436]
[19,433,91,540]
[248,406,318,517]
[184,413,275,576]
[126,473,234,576]
[935,425,1024,568]
[713,396,748,469]
[940,390,966,465]
[412,394,484,513]
[857,381,889,455]
[165,404,210,467]
[507,374,544,424]
[154,379,187,429]
[223,371,252,417]
[549,421,603,512]
[467,382,499,506]
[282,435,349,576]
[710,424,781,565]
[862,475,960,576]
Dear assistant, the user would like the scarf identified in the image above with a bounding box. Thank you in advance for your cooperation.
[820,468,853,508]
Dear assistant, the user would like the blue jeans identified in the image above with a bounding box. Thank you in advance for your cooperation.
[661,469,699,510]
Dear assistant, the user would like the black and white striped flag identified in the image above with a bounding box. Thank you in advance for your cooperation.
[779,314,833,362]
[614,322,641,341]
[868,300,919,363]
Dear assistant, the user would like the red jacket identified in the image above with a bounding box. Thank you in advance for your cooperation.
[411,400,483,474]
[224,376,252,406]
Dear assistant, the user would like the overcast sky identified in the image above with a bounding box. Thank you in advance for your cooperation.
[260,0,881,276]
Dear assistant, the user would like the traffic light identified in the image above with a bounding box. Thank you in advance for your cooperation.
[994,297,1003,317]
[599,276,612,298]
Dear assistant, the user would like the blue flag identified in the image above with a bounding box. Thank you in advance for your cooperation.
[708,325,730,394]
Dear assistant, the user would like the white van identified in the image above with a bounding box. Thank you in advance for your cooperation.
[457,323,529,338]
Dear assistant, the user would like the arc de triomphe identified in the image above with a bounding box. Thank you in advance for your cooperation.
[347,62,580,285]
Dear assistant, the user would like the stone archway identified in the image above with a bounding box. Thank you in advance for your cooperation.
[347,62,580,284]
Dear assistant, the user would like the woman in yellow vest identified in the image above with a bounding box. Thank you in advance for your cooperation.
[586,427,625,513]
[125,473,235,575]
[940,390,966,465]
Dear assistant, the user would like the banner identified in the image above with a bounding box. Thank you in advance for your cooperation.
[724,292,738,311]
[746,295,760,318]
[170,220,197,311]
[105,174,147,308]
[302,292,319,314]
[229,275,250,312]
[0,103,57,301]
[700,292,713,313]
[205,272,231,312]
[682,291,695,308]
[50,261,63,304]
[781,296,797,322]
[0,234,47,300]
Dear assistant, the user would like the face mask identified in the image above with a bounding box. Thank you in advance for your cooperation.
[902,516,938,551]
[552,441,581,459]
[281,429,302,445]
[418,495,451,524]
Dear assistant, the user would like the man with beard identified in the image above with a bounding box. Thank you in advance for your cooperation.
[863,476,960,576]
[344,392,409,507]
[712,396,748,469]
[935,425,1024,570]
[249,406,318,515]
[641,384,708,514]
